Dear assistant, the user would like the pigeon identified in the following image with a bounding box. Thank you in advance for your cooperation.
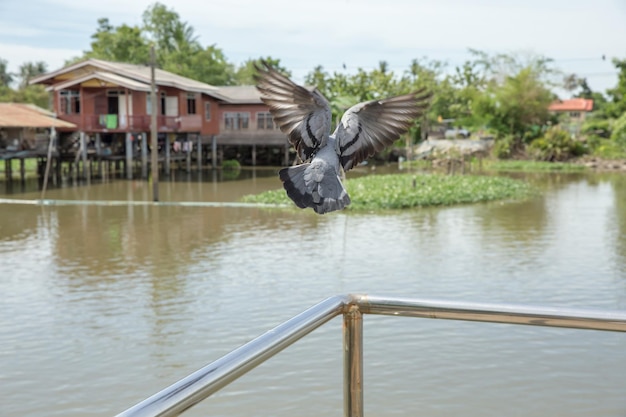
[254,61,432,214]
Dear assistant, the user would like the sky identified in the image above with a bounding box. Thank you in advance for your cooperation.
[1,0,625,96]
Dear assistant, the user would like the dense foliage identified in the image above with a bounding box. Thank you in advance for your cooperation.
[0,58,49,108]
[242,174,535,210]
[1,2,625,163]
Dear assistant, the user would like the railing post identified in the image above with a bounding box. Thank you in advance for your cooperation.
[343,304,363,417]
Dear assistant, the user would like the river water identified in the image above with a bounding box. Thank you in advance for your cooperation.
[1,167,625,417]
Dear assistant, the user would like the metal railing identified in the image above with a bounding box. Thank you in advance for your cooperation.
[115,294,626,417]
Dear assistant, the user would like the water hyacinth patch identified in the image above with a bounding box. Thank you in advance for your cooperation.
[242,173,535,211]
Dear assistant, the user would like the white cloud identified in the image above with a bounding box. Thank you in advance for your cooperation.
[0,0,624,92]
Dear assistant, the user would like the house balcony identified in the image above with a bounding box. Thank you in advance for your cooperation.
[57,114,203,133]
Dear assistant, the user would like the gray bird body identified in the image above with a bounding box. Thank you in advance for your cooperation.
[255,61,432,214]
[279,135,350,214]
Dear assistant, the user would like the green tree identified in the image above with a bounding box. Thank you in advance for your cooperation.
[606,58,626,118]
[574,77,609,118]
[464,50,555,140]
[165,44,235,85]
[0,58,14,86]
[234,57,290,85]
[142,2,198,66]
[85,18,150,64]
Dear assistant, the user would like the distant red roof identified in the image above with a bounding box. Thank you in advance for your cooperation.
[548,98,594,112]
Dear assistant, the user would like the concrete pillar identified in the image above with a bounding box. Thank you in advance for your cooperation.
[125,132,133,180]
[211,135,217,169]
[141,132,148,179]
[80,132,88,180]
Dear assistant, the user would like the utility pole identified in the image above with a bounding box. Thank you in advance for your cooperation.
[150,45,159,202]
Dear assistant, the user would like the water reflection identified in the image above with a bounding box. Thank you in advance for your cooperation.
[1,169,626,417]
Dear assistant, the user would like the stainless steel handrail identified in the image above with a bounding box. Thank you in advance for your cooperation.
[115,294,626,417]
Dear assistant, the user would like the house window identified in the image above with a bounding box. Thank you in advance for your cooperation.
[160,92,166,116]
[569,111,581,119]
[224,112,250,130]
[187,93,197,115]
[204,102,211,121]
[257,112,274,129]
[59,90,80,114]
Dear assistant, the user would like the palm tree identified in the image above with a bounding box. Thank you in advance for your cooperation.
[18,61,48,89]
[0,58,14,87]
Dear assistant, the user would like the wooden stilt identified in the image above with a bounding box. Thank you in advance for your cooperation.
[80,132,88,180]
[165,133,171,175]
[211,135,217,169]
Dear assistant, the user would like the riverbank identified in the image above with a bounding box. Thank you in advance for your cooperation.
[573,156,626,171]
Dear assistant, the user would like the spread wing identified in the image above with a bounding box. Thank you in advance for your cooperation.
[334,89,432,171]
[254,61,332,161]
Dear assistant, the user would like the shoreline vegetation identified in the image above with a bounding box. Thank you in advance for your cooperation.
[242,173,536,211]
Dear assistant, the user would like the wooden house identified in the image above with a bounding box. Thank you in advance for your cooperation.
[0,103,76,181]
[29,58,291,178]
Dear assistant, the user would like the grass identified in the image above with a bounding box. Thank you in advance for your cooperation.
[478,159,588,172]
[1,158,39,179]
[242,173,536,211]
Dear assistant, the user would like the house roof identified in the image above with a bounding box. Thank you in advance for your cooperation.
[213,86,264,104]
[30,58,221,94]
[0,103,77,128]
[47,71,152,92]
[211,85,318,104]
[549,98,594,112]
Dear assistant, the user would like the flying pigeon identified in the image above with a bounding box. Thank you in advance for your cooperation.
[254,61,432,214]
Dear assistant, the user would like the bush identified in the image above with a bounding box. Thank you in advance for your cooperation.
[492,135,516,159]
[528,127,587,161]
[222,159,241,170]
[610,113,626,145]
[582,118,612,138]
[590,138,626,159]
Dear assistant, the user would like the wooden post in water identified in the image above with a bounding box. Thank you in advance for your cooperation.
[41,128,56,199]
[150,45,159,202]
[252,144,257,166]
[196,134,202,170]
[95,133,102,178]
[5,159,12,182]
[165,133,171,175]
[186,133,191,173]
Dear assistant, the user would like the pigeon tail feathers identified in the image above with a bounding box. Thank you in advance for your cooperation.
[279,164,351,214]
